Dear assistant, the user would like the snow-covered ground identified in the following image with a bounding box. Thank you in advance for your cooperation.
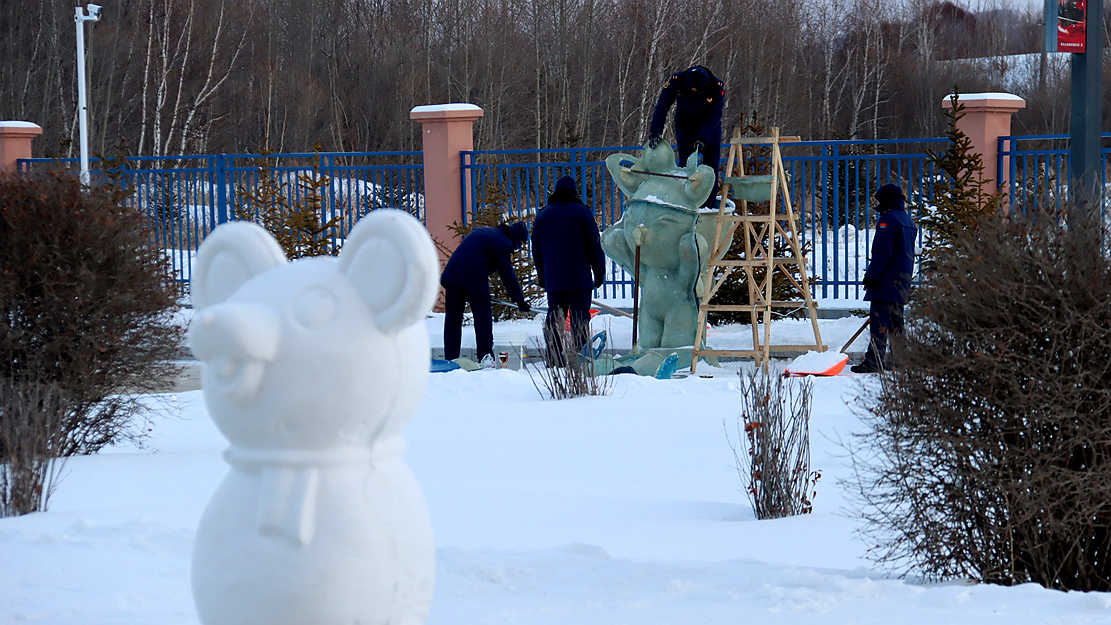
[4,314,1109,624]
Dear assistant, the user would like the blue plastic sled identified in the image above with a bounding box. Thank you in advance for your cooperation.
[430,359,461,373]
[581,330,607,360]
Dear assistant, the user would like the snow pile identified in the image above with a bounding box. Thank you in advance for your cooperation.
[785,349,849,375]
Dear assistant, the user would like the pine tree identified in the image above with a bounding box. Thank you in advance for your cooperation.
[919,91,1003,272]
[234,149,343,259]
[708,113,811,325]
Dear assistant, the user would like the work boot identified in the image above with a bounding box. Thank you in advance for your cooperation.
[850,361,883,374]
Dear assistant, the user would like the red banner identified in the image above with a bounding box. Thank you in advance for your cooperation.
[1058,0,1087,52]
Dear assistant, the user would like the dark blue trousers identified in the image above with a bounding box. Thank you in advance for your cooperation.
[543,289,593,363]
[443,284,493,361]
[676,132,721,208]
[862,299,905,370]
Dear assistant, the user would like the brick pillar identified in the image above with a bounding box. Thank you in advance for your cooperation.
[0,121,43,172]
[941,93,1025,193]
[409,104,484,261]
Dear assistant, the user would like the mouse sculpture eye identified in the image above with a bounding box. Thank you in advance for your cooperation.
[291,287,336,330]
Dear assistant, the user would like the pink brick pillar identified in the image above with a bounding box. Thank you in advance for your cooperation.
[0,121,43,172]
[410,104,484,262]
[941,93,1025,195]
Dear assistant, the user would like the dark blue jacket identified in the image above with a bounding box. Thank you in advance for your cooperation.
[864,199,917,304]
[440,224,528,304]
[531,177,606,293]
[649,66,724,145]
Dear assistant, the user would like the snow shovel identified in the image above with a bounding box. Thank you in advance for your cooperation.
[783,318,869,377]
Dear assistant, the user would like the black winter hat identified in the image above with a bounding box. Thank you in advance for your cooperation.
[685,66,710,95]
[500,221,530,250]
[555,175,579,196]
[874,183,905,203]
[548,175,583,205]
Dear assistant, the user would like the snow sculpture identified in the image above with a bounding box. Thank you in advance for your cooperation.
[601,142,733,349]
[187,210,439,625]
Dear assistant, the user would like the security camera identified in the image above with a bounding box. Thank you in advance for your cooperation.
[87,4,102,19]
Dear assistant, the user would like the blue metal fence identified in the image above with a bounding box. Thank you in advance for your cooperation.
[462,138,947,301]
[18,152,423,287]
[998,133,1111,212]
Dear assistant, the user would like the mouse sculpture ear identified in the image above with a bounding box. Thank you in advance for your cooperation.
[683,158,716,208]
[191,222,287,310]
[339,210,440,334]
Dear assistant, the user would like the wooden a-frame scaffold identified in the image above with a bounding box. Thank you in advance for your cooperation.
[690,127,825,373]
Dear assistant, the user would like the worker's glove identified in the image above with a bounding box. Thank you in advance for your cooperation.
[693,139,705,154]
[517,301,532,313]
[593,275,605,289]
[647,133,662,149]
[862,277,876,290]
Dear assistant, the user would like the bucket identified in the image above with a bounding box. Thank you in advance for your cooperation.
[492,330,529,370]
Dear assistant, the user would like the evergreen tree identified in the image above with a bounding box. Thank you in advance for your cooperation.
[709,113,811,325]
[918,91,1003,272]
[234,149,343,259]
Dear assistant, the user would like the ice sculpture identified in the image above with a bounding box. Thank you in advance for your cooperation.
[601,142,734,349]
[187,210,438,625]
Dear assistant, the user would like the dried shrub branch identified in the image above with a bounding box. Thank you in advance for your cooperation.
[0,378,70,516]
[526,318,613,400]
[729,369,819,519]
[0,171,183,515]
[848,205,1111,590]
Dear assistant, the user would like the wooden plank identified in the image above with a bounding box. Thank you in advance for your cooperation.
[698,301,812,311]
[728,136,802,145]
[708,259,803,267]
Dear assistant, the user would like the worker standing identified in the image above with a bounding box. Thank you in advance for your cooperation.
[531,175,607,361]
[851,184,917,373]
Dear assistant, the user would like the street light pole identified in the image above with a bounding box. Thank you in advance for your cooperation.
[75,4,102,186]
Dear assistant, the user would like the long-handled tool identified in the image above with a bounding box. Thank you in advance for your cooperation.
[840,318,870,354]
[620,166,690,181]
[493,298,633,320]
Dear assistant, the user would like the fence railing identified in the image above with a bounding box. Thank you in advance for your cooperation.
[998,133,1111,212]
[18,152,423,287]
[462,138,947,301]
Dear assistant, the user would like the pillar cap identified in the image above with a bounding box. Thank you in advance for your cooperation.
[942,93,1026,112]
[409,103,484,122]
[0,121,43,136]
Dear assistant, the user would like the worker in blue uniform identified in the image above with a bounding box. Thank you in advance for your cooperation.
[440,222,531,362]
[531,175,607,361]
[647,65,725,208]
[851,183,918,374]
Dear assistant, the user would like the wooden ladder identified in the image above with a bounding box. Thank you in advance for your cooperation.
[690,127,825,373]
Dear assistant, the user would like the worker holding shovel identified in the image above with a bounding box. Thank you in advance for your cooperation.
[851,183,918,374]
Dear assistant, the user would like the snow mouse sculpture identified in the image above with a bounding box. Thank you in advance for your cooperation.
[601,141,733,349]
[187,210,439,625]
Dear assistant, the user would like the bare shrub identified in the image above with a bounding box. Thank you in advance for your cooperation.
[0,171,183,515]
[728,369,819,519]
[0,378,70,516]
[848,206,1111,590]
[526,318,613,400]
